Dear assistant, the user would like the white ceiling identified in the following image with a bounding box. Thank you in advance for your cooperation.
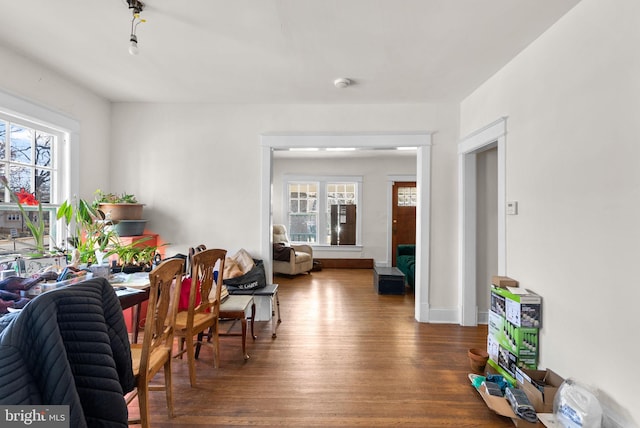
[0,0,580,104]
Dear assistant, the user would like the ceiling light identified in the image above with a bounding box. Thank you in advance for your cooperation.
[128,34,139,55]
[289,148,320,152]
[326,147,356,151]
[334,78,351,89]
[126,0,146,55]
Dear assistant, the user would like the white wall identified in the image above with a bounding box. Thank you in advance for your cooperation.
[273,155,416,263]
[0,45,111,198]
[110,103,461,311]
[461,0,639,424]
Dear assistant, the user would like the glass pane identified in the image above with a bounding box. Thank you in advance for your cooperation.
[397,187,417,207]
[0,121,6,159]
[9,165,32,194]
[0,163,6,203]
[290,200,298,213]
[289,214,316,243]
[35,168,51,203]
[300,200,307,213]
[10,124,33,164]
[35,132,53,167]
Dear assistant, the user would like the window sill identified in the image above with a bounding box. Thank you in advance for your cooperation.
[306,244,363,252]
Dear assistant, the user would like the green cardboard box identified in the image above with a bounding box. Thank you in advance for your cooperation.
[491,286,542,328]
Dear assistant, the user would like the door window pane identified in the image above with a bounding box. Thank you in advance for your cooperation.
[397,186,417,207]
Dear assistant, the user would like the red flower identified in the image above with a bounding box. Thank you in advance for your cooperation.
[16,188,39,206]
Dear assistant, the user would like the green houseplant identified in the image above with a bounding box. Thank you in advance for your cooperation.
[57,197,119,265]
[93,189,144,222]
[107,236,164,273]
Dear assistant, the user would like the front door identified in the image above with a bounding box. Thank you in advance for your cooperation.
[391,181,417,266]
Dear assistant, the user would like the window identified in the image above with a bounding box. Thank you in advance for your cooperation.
[0,111,64,255]
[288,182,318,243]
[397,186,417,207]
[286,176,362,245]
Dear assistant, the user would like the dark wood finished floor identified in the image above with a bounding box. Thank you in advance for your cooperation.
[129,269,512,427]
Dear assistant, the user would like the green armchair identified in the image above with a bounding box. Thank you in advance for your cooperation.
[396,245,416,290]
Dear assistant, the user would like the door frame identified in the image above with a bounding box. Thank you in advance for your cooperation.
[458,117,507,326]
[261,133,432,322]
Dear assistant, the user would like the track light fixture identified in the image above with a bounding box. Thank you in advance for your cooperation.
[126,0,146,55]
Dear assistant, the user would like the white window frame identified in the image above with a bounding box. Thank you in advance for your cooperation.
[0,90,79,253]
[284,174,363,246]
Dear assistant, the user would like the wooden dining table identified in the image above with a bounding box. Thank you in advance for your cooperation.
[111,275,151,343]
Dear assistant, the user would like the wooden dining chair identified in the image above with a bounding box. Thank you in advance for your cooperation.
[188,245,257,362]
[174,248,226,386]
[127,258,184,428]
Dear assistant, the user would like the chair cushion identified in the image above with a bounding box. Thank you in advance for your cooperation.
[175,311,217,332]
[220,295,253,312]
[294,251,312,263]
[130,343,171,379]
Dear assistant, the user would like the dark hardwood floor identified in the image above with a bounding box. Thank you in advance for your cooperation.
[130,268,511,427]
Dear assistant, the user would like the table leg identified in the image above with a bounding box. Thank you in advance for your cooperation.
[132,303,141,344]
[249,302,256,340]
[272,291,281,339]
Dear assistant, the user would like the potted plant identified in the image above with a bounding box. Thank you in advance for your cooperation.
[107,237,163,273]
[93,190,146,236]
[57,197,119,265]
[93,189,144,221]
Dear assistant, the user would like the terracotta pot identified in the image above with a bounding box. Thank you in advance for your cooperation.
[98,203,144,221]
[468,348,489,374]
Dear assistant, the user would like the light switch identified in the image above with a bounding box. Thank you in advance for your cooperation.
[506,201,518,215]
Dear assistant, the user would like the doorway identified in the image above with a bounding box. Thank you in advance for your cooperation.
[458,118,507,326]
[391,181,416,266]
[261,133,432,322]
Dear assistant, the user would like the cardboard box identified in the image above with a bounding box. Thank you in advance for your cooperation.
[515,368,564,413]
[492,275,519,288]
[497,345,537,378]
[488,311,539,359]
[471,375,543,428]
[491,291,506,317]
[491,286,542,328]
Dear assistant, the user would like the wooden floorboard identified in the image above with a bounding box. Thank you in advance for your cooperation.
[131,269,512,427]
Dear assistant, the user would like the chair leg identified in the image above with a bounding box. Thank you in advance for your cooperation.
[138,382,150,428]
[164,356,175,418]
[195,331,203,359]
[178,337,185,359]
[241,317,249,360]
[212,320,220,368]
[186,334,197,387]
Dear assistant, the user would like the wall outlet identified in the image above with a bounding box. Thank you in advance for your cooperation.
[506,201,518,215]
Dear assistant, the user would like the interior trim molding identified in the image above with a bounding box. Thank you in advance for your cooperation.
[261,132,432,322]
[458,117,507,326]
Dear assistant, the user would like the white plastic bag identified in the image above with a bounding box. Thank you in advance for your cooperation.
[554,378,603,428]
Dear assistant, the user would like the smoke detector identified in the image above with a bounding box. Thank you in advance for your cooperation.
[334,78,351,88]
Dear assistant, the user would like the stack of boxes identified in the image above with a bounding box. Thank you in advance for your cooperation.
[487,276,542,382]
